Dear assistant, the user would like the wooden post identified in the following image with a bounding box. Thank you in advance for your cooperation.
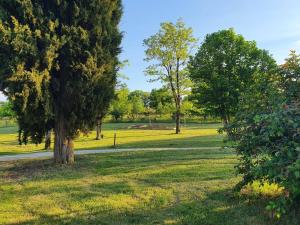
[148,113,152,129]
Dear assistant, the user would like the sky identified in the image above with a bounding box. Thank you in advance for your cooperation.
[1,0,300,101]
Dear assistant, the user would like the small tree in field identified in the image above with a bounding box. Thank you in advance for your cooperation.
[0,0,122,164]
[144,19,197,134]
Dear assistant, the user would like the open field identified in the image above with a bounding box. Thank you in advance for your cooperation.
[0,148,299,225]
[0,123,224,156]
[1,122,298,225]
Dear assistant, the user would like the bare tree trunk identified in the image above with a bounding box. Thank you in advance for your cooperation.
[175,110,180,134]
[54,114,74,164]
[175,95,181,134]
[96,119,103,140]
[175,58,181,134]
[45,130,51,150]
[222,114,230,127]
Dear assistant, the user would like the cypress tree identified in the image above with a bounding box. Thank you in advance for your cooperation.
[0,0,122,164]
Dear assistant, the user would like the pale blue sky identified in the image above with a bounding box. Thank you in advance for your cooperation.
[1,0,300,101]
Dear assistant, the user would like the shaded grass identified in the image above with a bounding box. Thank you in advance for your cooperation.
[0,123,223,155]
[0,149,298,225]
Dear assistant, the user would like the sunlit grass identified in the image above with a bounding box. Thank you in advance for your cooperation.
[0,149,298,225]
[0,123,223,155]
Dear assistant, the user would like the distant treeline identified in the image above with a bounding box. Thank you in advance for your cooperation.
[108,86,215,122]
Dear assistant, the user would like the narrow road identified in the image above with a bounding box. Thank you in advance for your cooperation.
[0,147,222,162]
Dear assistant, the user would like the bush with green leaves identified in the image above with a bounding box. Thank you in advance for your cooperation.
[225,52,300,216]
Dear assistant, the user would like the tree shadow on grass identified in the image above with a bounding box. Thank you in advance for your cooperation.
[0,149,237,184]
[5,188,299,225]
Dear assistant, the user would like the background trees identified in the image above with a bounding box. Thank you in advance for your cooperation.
[189,29,276,125]
[110,87,131,121]
[149,88,174,117]
[128,90,148,119]
[0,0,122,164]
[0,101,14,118]
[144,19,197,134]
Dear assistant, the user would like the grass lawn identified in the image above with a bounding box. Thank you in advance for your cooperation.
[0,148,299,225]
[0,123,224,156]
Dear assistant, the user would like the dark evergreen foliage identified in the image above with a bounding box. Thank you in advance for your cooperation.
[0,0,122,163]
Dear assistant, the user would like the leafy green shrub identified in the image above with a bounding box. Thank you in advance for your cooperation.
[225,51,300,217]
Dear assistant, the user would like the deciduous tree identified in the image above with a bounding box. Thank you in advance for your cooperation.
[189,29,276,125]
[144,19,197,134]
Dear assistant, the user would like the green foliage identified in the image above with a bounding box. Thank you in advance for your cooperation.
[0,0,122,146]
[279,50,300,102]
[149,88,174,115]
[0,101,15,118]
[110,87,131,121]
[225,52,300,215]
[128,90,149,119]
[241,181,285,199]
[144,19,197,133]
[189,29,276,124]
[129,90,150,108]
[143,19,196,93]
[181,97,194,116]
[129,95,145,119]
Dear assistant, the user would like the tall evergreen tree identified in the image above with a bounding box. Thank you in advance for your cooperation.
[0,0,122,164]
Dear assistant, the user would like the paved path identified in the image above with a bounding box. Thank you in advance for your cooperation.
[0,147,222,162]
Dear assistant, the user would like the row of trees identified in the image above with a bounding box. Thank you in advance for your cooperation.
[143,21,274,133]
[109,86,197,122]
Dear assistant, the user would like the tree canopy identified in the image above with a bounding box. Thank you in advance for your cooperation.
[189,28,276,125]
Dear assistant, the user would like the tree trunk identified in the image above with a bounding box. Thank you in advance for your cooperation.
[96,119,103,140]
[54,114,74,164]
[175,109,181,134]
[45,130,52,150]
[175,95,181,134]
[222,114,230,127]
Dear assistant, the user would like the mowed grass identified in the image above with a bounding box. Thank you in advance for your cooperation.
[0,123,223,156]
[0,149,298,225]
